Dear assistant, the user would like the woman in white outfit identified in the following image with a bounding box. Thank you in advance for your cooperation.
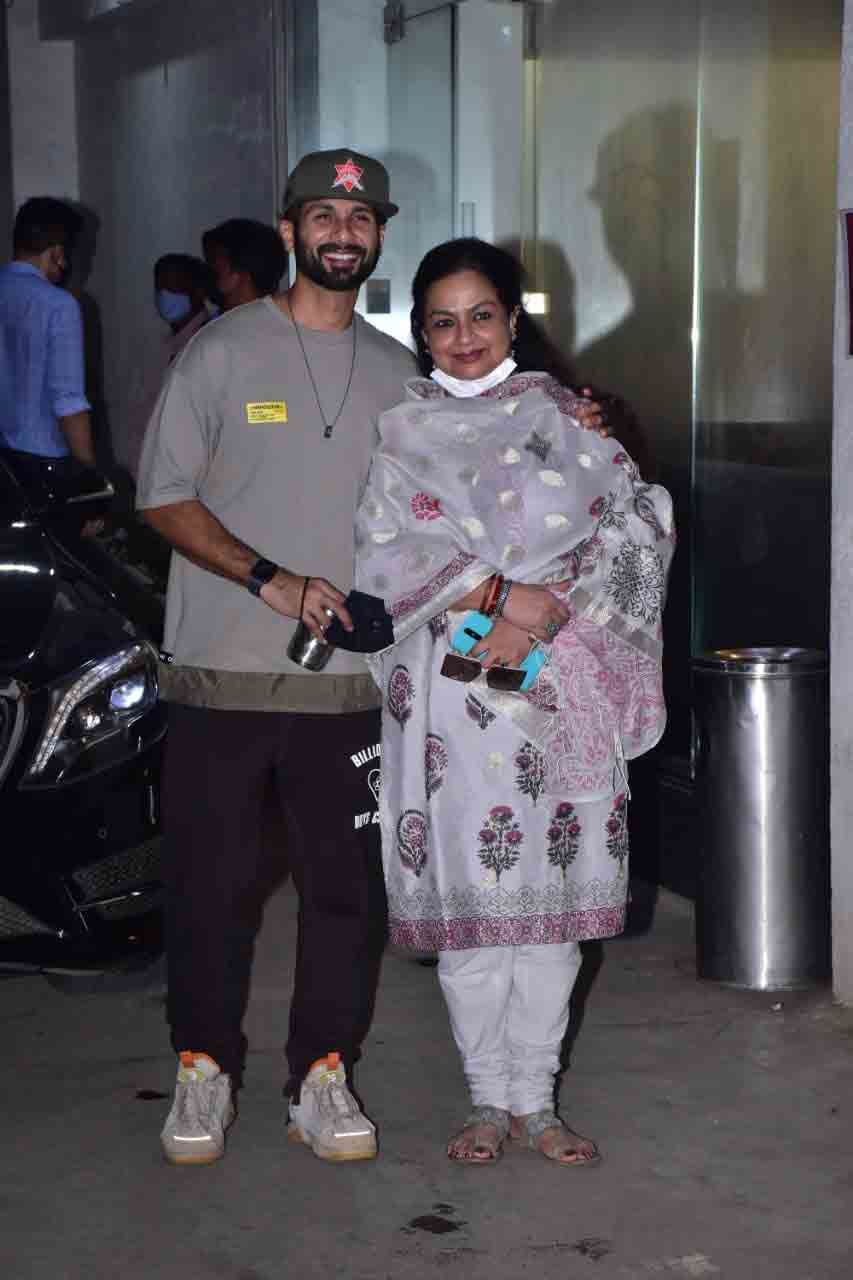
[356,239,674,1164]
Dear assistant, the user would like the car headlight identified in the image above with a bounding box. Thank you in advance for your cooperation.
[23,643,161,787]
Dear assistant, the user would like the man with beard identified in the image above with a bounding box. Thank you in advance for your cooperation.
[136,150,415,1166]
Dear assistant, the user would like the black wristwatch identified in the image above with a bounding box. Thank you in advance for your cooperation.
[247,557,279,598]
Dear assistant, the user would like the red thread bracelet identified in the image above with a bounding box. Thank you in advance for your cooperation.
[483,573,504,617]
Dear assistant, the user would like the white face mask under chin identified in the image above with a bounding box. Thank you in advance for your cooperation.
[430,357,517,398]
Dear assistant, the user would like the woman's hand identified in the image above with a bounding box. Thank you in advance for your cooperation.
[470,618,534,669]
[500,581,572,644]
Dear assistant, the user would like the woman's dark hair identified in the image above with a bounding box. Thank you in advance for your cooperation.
[410,237,576,386]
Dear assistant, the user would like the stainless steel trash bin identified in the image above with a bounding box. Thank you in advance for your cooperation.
[692,647,830,990]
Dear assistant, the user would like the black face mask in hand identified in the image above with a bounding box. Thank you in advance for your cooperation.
[323,590,395,653]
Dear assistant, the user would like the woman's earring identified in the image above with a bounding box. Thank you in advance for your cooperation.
[510,329,518,359]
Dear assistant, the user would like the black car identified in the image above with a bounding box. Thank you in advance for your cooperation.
[0,453,166,977]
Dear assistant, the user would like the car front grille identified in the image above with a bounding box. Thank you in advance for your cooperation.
[71,838,163,920]
[0,895,57,938]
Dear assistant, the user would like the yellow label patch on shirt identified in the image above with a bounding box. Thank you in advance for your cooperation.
[246,401,288,424]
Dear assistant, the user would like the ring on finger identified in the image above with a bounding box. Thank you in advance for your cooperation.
[545,619,561,639]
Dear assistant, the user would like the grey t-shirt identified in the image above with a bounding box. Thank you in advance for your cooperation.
[136,296,416,712]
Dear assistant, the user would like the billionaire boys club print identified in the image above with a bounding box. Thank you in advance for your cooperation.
[350,740,381,830]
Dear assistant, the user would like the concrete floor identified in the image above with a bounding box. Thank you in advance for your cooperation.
[2,884,851,1280]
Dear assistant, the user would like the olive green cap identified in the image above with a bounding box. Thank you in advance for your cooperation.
[282,148,398,220]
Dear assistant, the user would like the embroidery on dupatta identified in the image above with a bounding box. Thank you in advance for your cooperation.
[605,542,667,624]
[390,551,477,624]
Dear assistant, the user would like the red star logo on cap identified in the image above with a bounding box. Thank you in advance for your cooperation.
[332,158,365,194]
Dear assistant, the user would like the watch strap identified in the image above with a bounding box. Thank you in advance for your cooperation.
[247,557,279,597]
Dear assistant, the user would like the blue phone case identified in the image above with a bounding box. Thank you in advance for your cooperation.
[518,647,548,691]
[449,611,493,655]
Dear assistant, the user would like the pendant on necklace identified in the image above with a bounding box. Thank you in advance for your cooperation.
[286,294,358,441]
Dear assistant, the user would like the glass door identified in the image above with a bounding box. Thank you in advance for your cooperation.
[378,2,456,344]
[520,0,701,766]
[294,0,458,346]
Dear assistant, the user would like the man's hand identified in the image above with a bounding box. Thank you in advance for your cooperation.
[59,410,98,467]
[577,385,642,450]
[260,572,353,640]
[574,390,610,437]
[142,499,356,640]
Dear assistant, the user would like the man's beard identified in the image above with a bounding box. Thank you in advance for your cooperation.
[293,230,381,293]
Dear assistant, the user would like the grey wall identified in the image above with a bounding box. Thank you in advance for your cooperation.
[8,0,78,209]
[0,6,13,238]
[73,0,284,470]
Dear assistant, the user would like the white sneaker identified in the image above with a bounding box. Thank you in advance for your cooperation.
[160,1052,234,1166]
[287,1052,377,1162]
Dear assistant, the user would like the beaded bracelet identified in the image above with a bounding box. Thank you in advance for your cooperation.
[492,577,513,618]
[482,573,503,616]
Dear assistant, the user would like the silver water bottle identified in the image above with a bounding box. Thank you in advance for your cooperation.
[287,608,335,671]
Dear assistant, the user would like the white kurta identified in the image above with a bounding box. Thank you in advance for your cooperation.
[355,373,674,953]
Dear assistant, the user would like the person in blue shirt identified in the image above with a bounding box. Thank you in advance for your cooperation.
[0,197,96,468]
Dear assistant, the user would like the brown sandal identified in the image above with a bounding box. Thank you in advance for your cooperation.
[510,1110,602,1167]
[447,1105,511,1164]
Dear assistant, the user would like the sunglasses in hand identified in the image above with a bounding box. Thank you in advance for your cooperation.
[440,650,530,693]
[440,611,548,693]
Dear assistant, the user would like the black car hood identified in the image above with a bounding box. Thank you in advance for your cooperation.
[0,521,136,685]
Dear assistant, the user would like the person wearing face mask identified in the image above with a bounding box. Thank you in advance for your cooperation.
[0,197,96,472]
[356,238,674,1169]
[123,254,216,479]
[153,253,216,350]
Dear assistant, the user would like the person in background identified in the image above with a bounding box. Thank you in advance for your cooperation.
[123,254,216,479]
[153,253,216,354]
[0,197,96,470]
[202,218,287,312]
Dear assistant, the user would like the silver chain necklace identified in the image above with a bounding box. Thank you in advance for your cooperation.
[286,294,358,439]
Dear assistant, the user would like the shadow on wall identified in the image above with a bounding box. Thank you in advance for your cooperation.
[66,201,114,469]
[574,102,698,469]
[572,104,732,767]
[378,147,453,337]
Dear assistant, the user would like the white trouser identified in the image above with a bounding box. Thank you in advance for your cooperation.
[437,941,583,1115]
